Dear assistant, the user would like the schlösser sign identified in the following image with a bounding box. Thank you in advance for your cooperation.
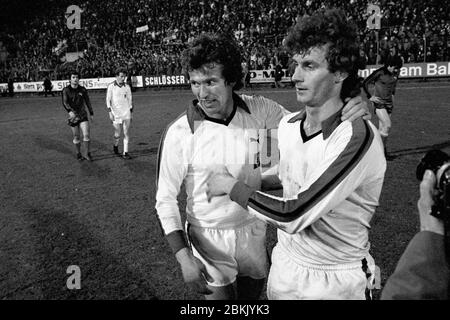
[144,75,189,87]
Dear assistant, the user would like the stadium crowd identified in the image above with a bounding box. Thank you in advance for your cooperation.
[0,0,449,82]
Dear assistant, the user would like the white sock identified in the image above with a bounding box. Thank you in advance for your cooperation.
[123,137,129,153]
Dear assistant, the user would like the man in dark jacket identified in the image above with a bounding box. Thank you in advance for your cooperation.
[43,76,54,97]
[273,63,285,88]
[8,76,14,97]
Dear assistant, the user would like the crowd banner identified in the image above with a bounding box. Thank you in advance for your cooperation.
[359,62,450,78]
[143,74,189,87]
[136,25,149,33]
[50,77,116,91]
[249,69,292,83]
[8,81,47,93]
[130,76,144,88]
[1,62,449,92]
[249,61,450,83]
[0,76,144,93]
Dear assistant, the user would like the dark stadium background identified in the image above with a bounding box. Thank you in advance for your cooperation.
[1,0,449,82]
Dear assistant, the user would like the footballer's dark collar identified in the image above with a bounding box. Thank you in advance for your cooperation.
[287,105,345,140]
[186,92,251,133]
[113,80,125,87]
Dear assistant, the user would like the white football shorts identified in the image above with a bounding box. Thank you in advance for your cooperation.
[112,110,131,125]
[267,244,376,300]
[187,219,269,287]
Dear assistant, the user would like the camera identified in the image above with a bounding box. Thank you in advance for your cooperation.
[416,149,450,221]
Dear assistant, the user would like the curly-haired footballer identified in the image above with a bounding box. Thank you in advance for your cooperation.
[207,8,386,300]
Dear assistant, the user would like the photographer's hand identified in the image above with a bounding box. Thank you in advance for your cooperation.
[418,170,444,235]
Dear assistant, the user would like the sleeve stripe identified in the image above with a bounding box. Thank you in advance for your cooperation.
[155,111,187,188]
[247,119,374,222]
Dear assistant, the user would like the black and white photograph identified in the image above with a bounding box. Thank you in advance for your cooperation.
[0,0,449,310]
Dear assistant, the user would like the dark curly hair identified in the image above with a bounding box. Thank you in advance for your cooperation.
[69,71,80,78]
[284,8,363,100]
[181,33,243,91]
[114,67,128,76]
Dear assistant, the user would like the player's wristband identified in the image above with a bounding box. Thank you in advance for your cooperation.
[229,180,255,209]
[166,230,189,254]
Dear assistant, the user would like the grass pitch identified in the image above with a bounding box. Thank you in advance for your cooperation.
[0,81,449,299]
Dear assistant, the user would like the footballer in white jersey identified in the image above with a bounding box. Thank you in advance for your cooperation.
[156,90,288,298]
[154,33,291,300]
[106,67,133,159]
[207,9,383,300]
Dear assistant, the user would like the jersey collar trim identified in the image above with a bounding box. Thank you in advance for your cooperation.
[321,108,343,139]
[186,93,250,133]
[287,109,306,123]
[287,107,343,140]
[114,81,125,87]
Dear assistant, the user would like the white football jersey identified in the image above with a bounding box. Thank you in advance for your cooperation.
[106,81,132,119]
[230,109,386,264]
[155,93,288,235]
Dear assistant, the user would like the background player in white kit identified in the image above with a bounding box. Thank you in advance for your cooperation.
[106,67,133,159]
[155,33,370,300]
[207,9,386,300]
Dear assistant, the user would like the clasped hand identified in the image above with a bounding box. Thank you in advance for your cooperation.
[206,166,237,202]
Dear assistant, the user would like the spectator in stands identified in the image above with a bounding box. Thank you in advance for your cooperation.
[7,76,14,97]
[43,76,54,97]
[1,0,448,80]
[241,59,251,89]
[358,48,368,69]
[273,62,284,88]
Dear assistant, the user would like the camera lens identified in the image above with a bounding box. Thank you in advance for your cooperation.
[416,149,450,181]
